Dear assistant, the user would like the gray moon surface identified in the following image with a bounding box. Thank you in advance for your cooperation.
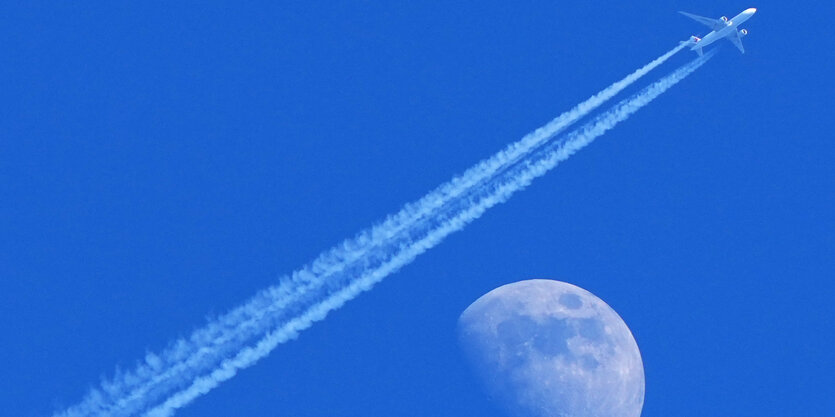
[458,280,644,417]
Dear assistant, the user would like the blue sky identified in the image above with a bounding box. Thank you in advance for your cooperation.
[2,1,833,416]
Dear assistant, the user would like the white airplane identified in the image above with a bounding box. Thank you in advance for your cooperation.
[680,8,757,56]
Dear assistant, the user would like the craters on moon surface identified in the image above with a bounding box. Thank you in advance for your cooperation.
[458,279,644,417]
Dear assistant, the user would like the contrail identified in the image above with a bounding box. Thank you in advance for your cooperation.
[139,52,715,417]
[54,45,687,417]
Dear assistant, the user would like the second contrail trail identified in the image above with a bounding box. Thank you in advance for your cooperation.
[139,51,715,417]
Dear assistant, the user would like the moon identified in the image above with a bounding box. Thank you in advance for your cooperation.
[458,280,644,417]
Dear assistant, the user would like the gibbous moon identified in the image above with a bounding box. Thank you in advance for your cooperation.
[458,280,644,417]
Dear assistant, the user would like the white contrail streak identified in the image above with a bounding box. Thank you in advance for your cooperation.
[140,52,714,417]
[54,45,686,417]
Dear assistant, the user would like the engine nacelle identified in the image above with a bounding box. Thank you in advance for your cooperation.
[720,16,729,23]
[739,29,749,37]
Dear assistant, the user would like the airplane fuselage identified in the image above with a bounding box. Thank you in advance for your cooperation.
[691,8,756,52]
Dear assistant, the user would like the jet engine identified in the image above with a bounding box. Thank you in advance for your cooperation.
[720,16,729,23]
[739,29,749,37]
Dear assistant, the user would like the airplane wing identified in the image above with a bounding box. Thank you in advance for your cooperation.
[679,11,726,31]
[726,29,745,53]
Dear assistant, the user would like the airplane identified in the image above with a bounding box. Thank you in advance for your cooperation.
[680,8,757,56]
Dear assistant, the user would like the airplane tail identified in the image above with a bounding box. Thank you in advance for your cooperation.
[680,35,703,57]
[681,35,701,46]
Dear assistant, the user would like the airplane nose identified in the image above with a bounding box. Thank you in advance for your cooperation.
[746,7,757,14]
